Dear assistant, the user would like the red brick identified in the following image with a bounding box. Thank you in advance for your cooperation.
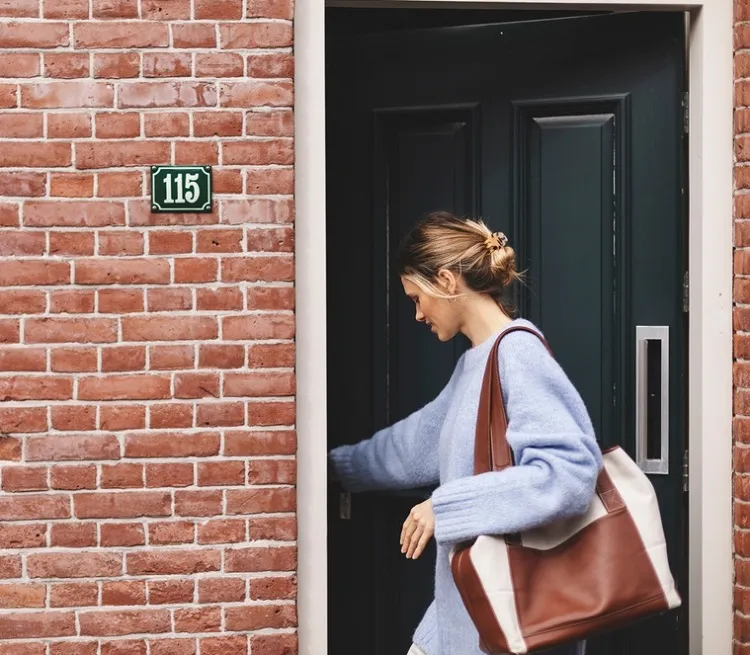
[246,168,293,195]
[247,227,293,252]
[198,578,246,603]
[0,376,72,401]
[148,522,195,546]
[0,436,21,461]
[195,54,243,78]
[0,142,71,167]
[50,464,97,490]
[2,466,47,492]
[174,607,221,633]
[0,204,18,226]
[0,644,48,655]
[144,112,189,137]
[174,257,217,283]
[25,200,124,227]
[75,491,171,519]
[79,372,166,402]
[196,229,242,253]
[250,634,297,655]
[148,579,194,605]
[49,233,95,256]
[247,342,294,367]
[0,554,21,578]
[222,257,293,283]
[201,637,247,655]
[147,288,192,312]
[0,22,68,47]
[222,142,293,167]
[79,610,171,637]
[49,523,97,548]
[93,0,137,18]
[173,24,216,48]
[246,0,292,18]
[75,23,168,48]
[119,82,216,109]
[94,53,140,79]
[101,641,146,655]
[224,371,294,396]
[248,460,296,485]
[27,434,120,461]
[248,401,294,426]
[51,406,97,431]
[50,173,95,198]
[148,230,192,254]
[21,82,113,109]
[174,373,220,399]
[50,289,96,313]
[250,575,296,600]
[141,0,190,19]
[0,83,16,108]
[48,113,91,138]
[223,430,295,456]
[196,402,245,428]
[0,171,44,196]
[221,81,293,109]
[29,552,119,578]
[144,463,194,488]
[198,344,244,368]
[226,488,295,516]
[196,288,243,311]
[0,407,46,434]
[143,53,192,78]
[197,460,244,486]
[128,199,215,227]
[0,114,43,138]
[0,347,45,371]
[99,230,144,255]
[76,258,167,284]
[124,317,217,342]
[0,232,45,256]
[219,23,292,49]
[149,345,194,370]
[102,581,146,606]
[214,169,243,194]
[99,289,144,314]
[149,642,195,655]
[49,582,98,607]
[192,111,242,137]
[100,523,145,547]
[125,432,219,458]
[97,170,143,196]
[0,53,39,77]
[174,490,222,517]
[100,405,146,431]
[223,604,296,631]
[174,141,218,165]
[101,463,144,489]
[51,347,98,372]
[0,582,46,608]
[197,518,245,545]
[96,111,140,138]
[49,642,98,655]
[248,516,295,541]
[247,54,293,79]
[26,317,117,344]
[246,110,292,136]
[0,612,75,638]
[76,141,170,169]
[102,346,146,372]
[149,404,193,430]
[45,53,89,79]
[127,550,221,576]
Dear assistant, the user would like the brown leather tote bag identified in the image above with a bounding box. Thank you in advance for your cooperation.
[449,326,681,654]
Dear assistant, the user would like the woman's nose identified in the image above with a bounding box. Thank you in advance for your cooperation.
[415,308,425,322]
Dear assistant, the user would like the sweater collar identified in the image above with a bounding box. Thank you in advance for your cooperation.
[460,317,529,369]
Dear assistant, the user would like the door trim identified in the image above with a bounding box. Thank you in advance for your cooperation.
[294,2,733,654]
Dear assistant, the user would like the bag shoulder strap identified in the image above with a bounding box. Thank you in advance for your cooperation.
[474,324,553,475]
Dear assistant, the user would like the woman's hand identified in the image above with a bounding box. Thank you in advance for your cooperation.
[400,499,435,559]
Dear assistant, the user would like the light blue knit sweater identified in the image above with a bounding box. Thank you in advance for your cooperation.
[328,318,602,655]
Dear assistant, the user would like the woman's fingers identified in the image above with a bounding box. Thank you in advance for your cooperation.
[406,524,424,559]
[401,516,418,553]
[411,528,432,560]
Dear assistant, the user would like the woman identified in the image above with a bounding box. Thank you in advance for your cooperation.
[328,211,600,655]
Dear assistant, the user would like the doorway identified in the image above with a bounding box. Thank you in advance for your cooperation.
[325,8,688,655]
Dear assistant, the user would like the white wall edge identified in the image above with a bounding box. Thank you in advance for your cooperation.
[294,2,735,654]
[294,0,328,652]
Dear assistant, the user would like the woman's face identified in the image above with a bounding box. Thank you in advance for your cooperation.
[401,276,462,342]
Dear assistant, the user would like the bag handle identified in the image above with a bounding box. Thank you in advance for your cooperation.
[474,325,553,475]
[474,324,625,515]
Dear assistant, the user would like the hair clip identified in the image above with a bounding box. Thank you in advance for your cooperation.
[484,231,508,252]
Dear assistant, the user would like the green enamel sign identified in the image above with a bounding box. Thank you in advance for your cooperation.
[151,165,212,213]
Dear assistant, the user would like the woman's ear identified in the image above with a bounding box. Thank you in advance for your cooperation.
[436,269,459,295]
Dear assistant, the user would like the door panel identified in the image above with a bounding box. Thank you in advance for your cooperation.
[327,10,687,655]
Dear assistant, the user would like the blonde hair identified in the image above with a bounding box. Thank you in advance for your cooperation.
[396,211,524,312]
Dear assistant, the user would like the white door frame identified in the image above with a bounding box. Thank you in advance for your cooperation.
[294,2,734,653]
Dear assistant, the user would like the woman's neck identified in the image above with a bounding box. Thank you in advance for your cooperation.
[461,295,514,347]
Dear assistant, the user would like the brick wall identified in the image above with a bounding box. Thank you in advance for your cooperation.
[739,0,749,650]
[0,1,297,653]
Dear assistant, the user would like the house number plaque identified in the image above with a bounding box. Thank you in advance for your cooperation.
[151,165,213,213]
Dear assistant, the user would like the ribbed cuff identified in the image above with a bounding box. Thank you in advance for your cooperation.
[431,479,485,543]
[327,445,370,492]
[412,601,440,655]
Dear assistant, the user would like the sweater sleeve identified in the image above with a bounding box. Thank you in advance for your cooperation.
[327,360,461,493]
[431,330,603,544]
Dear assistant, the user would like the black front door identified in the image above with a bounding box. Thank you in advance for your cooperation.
[326,10,687,655]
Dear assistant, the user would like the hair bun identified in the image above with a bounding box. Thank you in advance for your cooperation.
[484,231,508,253]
